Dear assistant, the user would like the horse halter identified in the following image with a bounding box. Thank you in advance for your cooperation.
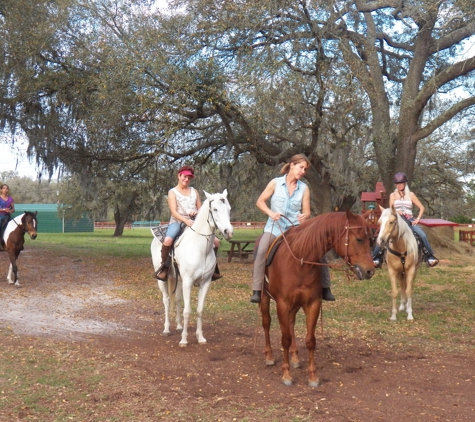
[280,218,366,280]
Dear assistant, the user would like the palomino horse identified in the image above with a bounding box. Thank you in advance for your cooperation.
[260,210,375,387]
[376,206,422,321]
[151,190,233,346]
[1,212,38,287]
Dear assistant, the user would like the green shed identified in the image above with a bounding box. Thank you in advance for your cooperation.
[13,204,94,233]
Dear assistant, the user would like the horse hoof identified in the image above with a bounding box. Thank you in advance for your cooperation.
[161,332,171,337]
[198,341,207,345]
[179,343,188,348]
[291,361,301,369]
[282,378,293,387]
[308,379,320,388]
[265,360,276,366]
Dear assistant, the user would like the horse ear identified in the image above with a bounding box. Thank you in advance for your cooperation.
[204,191,211,200]
[34,211,37,216]
[345,208,353,218]
[222,189,228,198]
[379,205,385,212]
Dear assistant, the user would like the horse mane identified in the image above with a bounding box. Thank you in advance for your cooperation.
[380,208,418,255]
[394,212,419,254]
[284,212,349,260]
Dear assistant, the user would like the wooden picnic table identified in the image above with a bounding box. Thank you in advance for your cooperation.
[226,239,256,263]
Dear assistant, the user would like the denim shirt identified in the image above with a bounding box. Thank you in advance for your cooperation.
[264,175,307,237]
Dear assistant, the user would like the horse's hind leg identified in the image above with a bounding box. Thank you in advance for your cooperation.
[157,280,172,336]
[260,293,275,366]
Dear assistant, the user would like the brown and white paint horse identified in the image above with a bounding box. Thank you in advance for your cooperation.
[1,212,37,287]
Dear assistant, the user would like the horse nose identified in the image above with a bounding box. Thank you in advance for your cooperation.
[31,234,37,240]
[366,269,375,279]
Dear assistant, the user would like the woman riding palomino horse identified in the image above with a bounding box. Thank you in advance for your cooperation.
[0,184,15,250]
[373,172,439,268]
[250,154,335,304]
[156,165,222,281]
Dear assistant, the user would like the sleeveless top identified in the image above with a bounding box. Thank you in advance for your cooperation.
[169,187,198,224]
[0,196,13,217]
[264,175,308,237]
[393,193,413,218]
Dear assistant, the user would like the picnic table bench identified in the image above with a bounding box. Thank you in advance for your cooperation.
[223,239,256,263]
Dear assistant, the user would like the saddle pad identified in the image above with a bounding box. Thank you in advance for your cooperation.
[151,224,168,242]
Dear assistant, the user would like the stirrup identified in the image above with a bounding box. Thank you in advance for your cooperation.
[426,256,439,268]
[155,266,169,281]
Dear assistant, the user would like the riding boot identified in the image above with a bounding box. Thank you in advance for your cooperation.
[322,287,336,301]
[156,245,172,281]
[212,263,222,280]
[211,247,222,280]
[372,247,385,268]
[426,254,439,268]
[250,290,261,303]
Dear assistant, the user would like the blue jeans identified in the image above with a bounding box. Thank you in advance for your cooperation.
[165,222,183,241]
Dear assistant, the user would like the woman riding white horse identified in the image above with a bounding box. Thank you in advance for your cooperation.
[156,165,222,281]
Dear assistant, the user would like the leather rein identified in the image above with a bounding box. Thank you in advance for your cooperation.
[385,212,408,275]
[276,217,366,280]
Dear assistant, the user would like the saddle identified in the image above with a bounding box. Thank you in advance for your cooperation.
[254,233,285,267]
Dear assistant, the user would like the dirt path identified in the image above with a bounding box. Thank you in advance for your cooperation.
[0,248,474,421]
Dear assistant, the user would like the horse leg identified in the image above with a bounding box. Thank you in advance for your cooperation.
[7,250,20,287]
[405,269,416,321]
[174,277,183,331]
[276,300,293,386]
[157,280,172,336]
[260,292,275,366]
[304,302,321,388]
[399,276,407,313]
[179,281,193,347]
[389,269,401,321]
[289,311,300,369]
[195,280,212,345]
[7,263,14,284]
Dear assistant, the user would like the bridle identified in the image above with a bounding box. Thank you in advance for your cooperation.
[277,216,368,280]
[384,212,409,274]
[12,214,36,234]
[186,197,227,240]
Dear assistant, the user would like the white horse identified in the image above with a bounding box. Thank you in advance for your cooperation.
[151,189,233,346]
[376,206,422,321]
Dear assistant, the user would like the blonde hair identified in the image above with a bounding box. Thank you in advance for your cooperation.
[394,184,411,197]
[280,154,311,175]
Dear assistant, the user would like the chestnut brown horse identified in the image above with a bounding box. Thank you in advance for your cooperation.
[259,210,374,387]
[1,212,38,287]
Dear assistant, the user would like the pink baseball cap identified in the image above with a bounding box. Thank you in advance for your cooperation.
[179,169,195,178]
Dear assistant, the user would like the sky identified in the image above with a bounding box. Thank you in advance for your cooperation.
[0,141,42,179]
